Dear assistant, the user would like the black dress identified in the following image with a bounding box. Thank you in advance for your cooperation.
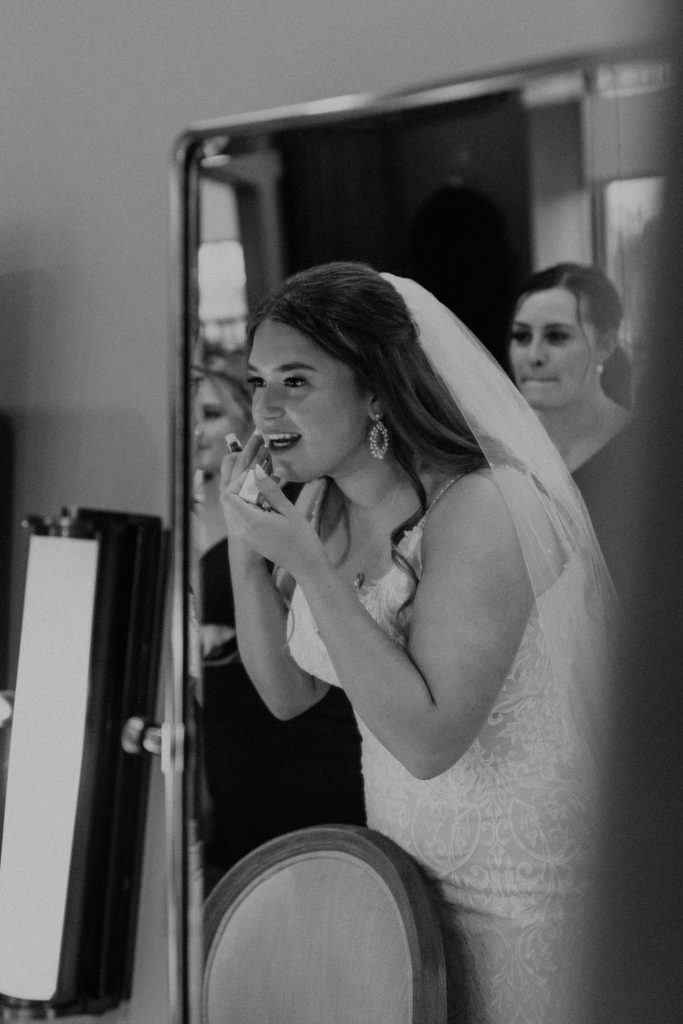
[200,538,365,888]
[571,421,639,596]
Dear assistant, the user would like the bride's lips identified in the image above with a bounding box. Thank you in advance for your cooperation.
[263,432,302,453]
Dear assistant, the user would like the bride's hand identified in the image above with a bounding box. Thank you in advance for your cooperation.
[219,431,268,558]
[219,429,263,498]
[220,462,325,577]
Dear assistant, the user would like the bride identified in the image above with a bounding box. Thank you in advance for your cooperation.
[219,261,615,1024]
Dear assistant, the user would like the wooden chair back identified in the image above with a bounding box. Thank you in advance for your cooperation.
[202,824,451,1024]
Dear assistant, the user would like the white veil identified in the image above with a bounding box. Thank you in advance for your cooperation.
[382,272,617,771]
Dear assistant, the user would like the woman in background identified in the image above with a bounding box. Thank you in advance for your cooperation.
[194,343,365,889]
[508,263,635,588]
[219,262,615,1023]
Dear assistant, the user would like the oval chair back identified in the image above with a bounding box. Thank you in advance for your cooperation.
[202,824,452,1024]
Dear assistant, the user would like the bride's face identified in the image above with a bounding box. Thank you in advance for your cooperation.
[247,319,373,483]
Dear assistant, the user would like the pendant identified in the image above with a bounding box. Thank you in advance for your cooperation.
[353,572,365,590]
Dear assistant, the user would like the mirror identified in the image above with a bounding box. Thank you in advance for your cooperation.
[170,48,670,1023]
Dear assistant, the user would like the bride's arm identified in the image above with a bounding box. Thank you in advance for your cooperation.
[221,442,329,718]
[227,546,330,717]
[245,470,534,779]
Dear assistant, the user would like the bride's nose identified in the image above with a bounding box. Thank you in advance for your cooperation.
[253,382,285,418]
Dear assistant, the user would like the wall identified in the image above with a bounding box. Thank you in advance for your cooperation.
[0,1,668,1021]
[528,99,594,267]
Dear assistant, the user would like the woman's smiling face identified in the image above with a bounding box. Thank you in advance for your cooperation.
[509,287,605,413]
[248,319,373,483]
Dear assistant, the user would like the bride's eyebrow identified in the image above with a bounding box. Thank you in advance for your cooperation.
[247,360,318,373]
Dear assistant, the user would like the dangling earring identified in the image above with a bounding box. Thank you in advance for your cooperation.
[368,415,389,460]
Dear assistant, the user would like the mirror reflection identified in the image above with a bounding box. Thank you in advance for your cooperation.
[192,340,365,891]
[175,50,671,1022]
[188,53,670,872]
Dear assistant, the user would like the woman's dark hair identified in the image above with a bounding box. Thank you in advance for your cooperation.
[245,261,489,596]
[513,262,632,407]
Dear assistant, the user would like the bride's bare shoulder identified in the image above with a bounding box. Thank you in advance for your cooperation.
[421,469,518,557]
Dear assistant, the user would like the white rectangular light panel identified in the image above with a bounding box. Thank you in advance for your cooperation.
[0,534,99,1001]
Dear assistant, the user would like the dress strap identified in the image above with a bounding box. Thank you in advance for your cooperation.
[423,477,459,518]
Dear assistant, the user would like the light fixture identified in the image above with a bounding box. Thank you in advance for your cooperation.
[0,508,168,1018]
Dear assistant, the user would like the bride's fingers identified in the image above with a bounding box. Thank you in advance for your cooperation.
[243,429,265,458]
[220,431,266,492]
[220,454,242,493]
[252,466,292,515]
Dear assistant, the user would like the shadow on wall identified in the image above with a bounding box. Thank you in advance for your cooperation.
[0,262,71,403]
[0,415,14,689]
[0,266,44,688]
[5,407,163,687]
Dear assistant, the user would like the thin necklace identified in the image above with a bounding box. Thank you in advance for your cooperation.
[353,478,404,591]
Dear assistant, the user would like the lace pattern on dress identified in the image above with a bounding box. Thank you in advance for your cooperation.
[285,476,597,1023]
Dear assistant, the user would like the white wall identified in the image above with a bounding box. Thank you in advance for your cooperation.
[0,1,668,1021]
[0,0,666,579]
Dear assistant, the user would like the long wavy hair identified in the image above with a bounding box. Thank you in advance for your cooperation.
[245,261,489,596]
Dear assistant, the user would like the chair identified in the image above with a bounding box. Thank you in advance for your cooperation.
[202,824,452,1024]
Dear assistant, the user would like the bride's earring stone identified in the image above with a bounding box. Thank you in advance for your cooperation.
[369,416,389,459]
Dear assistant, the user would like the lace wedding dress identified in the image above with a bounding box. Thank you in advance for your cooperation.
[286,477,599,1024]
